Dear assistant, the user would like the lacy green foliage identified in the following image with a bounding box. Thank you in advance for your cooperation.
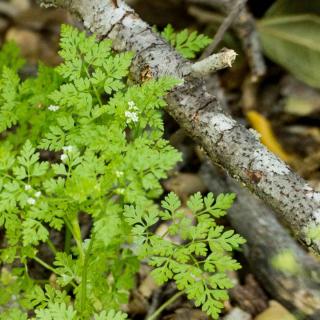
[161,24,211,58]
[0,305,127,320]
[0,24,243,320]
[0,42,25,72]
[258,0,320,88]
[0,25,180,319]
[124,192,245,318]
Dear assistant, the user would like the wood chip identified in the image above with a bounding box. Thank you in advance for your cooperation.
[254,301,296,320]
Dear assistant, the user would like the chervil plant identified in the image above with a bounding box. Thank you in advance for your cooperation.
[161,24,211,59]
[0,25,244,319]
[125,192,245,319]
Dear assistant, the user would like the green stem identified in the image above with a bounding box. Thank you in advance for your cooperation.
[80,236,94,317]
[34,279,50,284]
[64,226,72,254]
[84,67,103,107]
[47,238,58,255]
[64,216,73,232]
[33,256,77,288]
[71,216,85,264]
[147,291,184,320]
[33,256,56,274]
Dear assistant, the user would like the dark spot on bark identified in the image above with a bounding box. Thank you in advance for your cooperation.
[244,169,263,184]
[140,65,153,82]
[111,0,119,7]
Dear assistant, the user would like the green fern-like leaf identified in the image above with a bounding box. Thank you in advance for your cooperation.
[0,42,25,72]
[0,67,21,132]
[161,24,211,58]
[127,192,245,319]
[0,24,240,319]
[94,310,128,320]
[34,302,77,320]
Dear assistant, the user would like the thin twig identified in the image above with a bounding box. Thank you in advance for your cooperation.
[145,287,162,319]
[188,0,266,79]
[201,0,247,58]
[47,238,58,255]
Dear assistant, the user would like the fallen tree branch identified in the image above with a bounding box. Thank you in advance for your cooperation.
[38,0,320,255]
[200,161,320,319]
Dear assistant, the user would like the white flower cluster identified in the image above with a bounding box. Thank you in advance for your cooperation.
[115,170,124,178]
[48,105,60,112]
[62,146,73,152]
[60,154,68,162]
[27,198,36,205]
[60,145,74,162]
[35,191,42,198]
[25,186,42,206]
[125,101,139,124]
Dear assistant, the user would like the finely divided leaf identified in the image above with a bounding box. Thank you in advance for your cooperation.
[161,24,211,59]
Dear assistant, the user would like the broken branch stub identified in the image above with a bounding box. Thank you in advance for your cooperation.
[191,49,237,76]
[39,0,320,255]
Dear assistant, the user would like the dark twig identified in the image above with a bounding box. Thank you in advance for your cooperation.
[201,0,247,58]
[145,287,162,319]
[188,0,266,80]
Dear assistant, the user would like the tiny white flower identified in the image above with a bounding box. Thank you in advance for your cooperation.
[48,105,60,112]
[60,154,68,162]
[35,191,42,198]
[62,145,73,153]
[116,170,124,178]
[128,101,138,111]
[125,111,139,124]
[24,184,31,191]
[62,274,68,281]
[27,197,36,205]
[83,239,91,251]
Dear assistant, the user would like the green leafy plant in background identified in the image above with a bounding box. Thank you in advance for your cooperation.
[161,24,211,59]
[258,0,320,88]
[0,25,244,319]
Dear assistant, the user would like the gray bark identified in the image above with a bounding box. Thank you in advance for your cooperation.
[200,162,320,319]
[39,0,320,255]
